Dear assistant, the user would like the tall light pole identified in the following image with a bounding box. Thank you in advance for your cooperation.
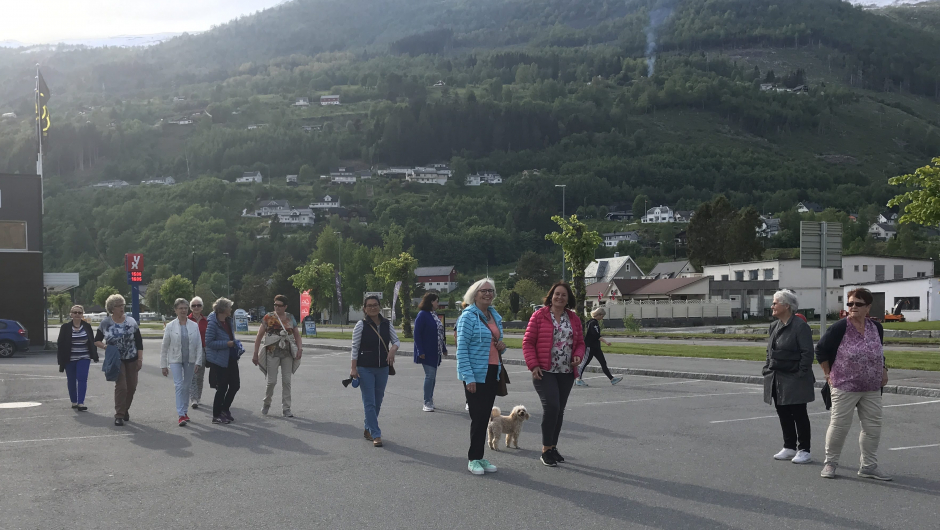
[223,252,231,298]
[191,246,196,298]
[555,184,567,282]
[334,231,342,330]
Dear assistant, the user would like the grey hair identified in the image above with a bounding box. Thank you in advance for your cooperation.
[174,298,190,310]
[462,278,496,307]
[213,297,233,314]
[190,296,204,307]
[773,290,799,312]
[105,294,126,314]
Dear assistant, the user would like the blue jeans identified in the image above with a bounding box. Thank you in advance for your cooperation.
[422,364,438,406]
[65,359,91,404]
[170,363,195,417]
[358,366,389,439]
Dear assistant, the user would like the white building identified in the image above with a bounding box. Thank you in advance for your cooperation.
[844,277,940,322]
[759,216,782,238]
[242,200,315,227]
[797,201,823,213]
[93,180,130,188]
[465,172,502,186]
[331,175,357,184]
[236,171,263,184]
[877,211,899,225]
[293,97,310,107]
[602,231,639,248]
[406,167,448,185]
[703,256,934,315]
[320,95,341,106]
[869,223,897,241]
[584,254,646,285]
[286,175,298,186]
[141,176,176,186]
[641,206,675,224]
[309,195,340,209]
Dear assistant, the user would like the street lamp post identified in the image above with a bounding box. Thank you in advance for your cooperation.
[191,246,196,298]
[223,252,231,298]
[334,231,343,331]
[555,184,567,282]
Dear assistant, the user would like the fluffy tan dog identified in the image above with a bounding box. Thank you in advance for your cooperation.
[487,405,530,450]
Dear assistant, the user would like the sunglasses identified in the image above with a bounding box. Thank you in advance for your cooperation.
[191,304,202,307]
[274,303,286,307]
[70,311,83,314]
[846,302,869,308]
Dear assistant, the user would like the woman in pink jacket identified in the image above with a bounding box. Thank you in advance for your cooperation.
[523,281,584,467]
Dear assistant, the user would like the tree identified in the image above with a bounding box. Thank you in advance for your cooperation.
[374,252,419,338]
[289,258,335,315]
[145,278,165,315]
[513,278,545,307]
[509,291,520,316]
[687,196,764,269]
[94,286,120,307]
[49,293,72,321]
[545,215,603,321]
[888,158,940,226]
[515,251,554,287]
[160,275,194,309]
[236,274,268,311]
[633,195,650,218]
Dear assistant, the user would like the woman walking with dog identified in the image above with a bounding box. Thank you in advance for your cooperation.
[523,281,584,467]
[456,278,504,475]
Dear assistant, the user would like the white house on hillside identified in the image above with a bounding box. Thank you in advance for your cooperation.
[465,172,502,186]
[293,97,310,107]
[141,176,176,186]
[641,206,675,224]
[320,95,341,106]
[869,223,897,241]
[406,167,448,185]
[584,254,645,285]
[242,200,315,227]
[647,260,699,279]
[236,171,263,184]
[603,231,639,248]
[797,201,823,213]
[309,195,340,209]
[93,180,130,189]
[286,175,298,186]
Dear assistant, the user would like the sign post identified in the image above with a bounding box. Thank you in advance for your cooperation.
[800,222,842,334]
[124,253,144,322]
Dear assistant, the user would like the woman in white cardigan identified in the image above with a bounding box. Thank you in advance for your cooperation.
[161,298,205,426]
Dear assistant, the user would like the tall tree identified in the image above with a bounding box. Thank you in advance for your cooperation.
[160,275,195,308]
[289,258,335,315]
[687,196,764,269]
[545,215,603,321]
[374,252,419,338]
[888,157,940,225]
[515,251,554,287]
[94,286,120,307]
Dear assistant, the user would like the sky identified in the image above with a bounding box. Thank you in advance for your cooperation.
[0,0,287,45]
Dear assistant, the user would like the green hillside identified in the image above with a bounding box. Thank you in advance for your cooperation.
[1,0,938,310]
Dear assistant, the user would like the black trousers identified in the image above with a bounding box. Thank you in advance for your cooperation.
[212,361,241,418]
[582,345,613,379]
[465,364,499,461]
[775,401,811,452]
[532,371,575,447]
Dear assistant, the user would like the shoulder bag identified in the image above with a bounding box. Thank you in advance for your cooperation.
[368,321,396,375]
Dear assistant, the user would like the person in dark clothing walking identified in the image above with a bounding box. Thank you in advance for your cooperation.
[204,298,242,424]
[57,305,98,411]
[575,307,623,387]
[763,290,816,465]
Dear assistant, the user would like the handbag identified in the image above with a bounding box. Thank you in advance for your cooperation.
[367,321,395,375]
[273,312,299,358]
[821,381,832,410]
[477,312,509,396]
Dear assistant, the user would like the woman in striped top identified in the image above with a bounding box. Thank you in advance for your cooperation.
[56,305,98,411]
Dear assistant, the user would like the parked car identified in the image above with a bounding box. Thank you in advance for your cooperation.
[0,319,29,358]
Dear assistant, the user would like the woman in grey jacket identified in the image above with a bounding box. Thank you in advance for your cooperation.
[762,290,816,464]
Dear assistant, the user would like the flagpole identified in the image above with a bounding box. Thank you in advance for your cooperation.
[35,63,44,214]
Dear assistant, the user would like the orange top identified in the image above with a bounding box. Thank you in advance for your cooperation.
[486,319,501,364]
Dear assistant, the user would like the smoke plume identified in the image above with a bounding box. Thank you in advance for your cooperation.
[646,4,674,77]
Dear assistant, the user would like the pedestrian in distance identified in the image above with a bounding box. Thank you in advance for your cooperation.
[57,305,98,411]
[816,288,891,481]
[205,297,243,425]
[349,295,400,447]
[252,294,302,417]
[188,296,209,409]
[414,293,448,412]
[523,281,584,467]
[94,294,143,427]
[161,298,205,427]
[762,290,816,465]
[575,307,622,387]
[456,278,504,475]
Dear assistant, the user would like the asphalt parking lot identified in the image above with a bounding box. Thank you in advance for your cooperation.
[2,340,940,529]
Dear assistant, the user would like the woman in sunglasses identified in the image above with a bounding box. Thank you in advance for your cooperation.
[762,290,815,465]
[816,288,891,481]
[188,296,209,409]
[57,305,98,411]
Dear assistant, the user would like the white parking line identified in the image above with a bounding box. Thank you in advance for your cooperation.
[0,374,63,379]
[0,433,132,445]
[889,443,940,451]
[0,377,66,382]
[710,398,940,424]
[0,415,61,422]
[582,390,760,406]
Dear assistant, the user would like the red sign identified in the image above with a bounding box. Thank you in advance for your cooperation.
[125,253,144,272]
[300,291,312,321]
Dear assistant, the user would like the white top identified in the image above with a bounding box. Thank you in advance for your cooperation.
[160,318,205,368]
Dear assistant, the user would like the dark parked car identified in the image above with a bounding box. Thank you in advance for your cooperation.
[0,319,29,358]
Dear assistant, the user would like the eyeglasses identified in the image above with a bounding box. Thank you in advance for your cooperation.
[846,302,869,308]
[273,303,286,307]
[365,304,381,309]
[70,311,83,314]
[478,289,495,295]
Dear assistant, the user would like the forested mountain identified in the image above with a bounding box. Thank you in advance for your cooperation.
[1,0,938,309]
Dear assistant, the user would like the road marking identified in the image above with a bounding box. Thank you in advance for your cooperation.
[0,402,42,409]
[0,373,63,378]
[581,390,760,406]
[884,399,940,408]
[0,433,132,445]
[0,415,60,422]
[710,398,940,424]
[889,443,940,451]
[0,377,67,382]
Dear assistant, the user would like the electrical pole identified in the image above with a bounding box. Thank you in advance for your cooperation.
[191,246,196,297]
[555,184,566,281]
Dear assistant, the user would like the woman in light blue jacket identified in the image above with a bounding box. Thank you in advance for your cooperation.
[455,278,504,476]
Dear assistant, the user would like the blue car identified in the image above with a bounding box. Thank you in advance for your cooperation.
[0,319,29,358]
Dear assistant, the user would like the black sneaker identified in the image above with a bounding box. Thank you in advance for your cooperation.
[114,418,124,426]
[540,450,557,467]
[552,447,565,463]
[77,405,88,412]
[123,412,130,422]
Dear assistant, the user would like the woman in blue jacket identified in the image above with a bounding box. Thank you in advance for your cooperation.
[204,297,242,425]
[414,293,448,412]
[456,278,504,476]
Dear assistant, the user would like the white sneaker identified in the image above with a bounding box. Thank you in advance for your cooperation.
[774,448,797,460]
[465,403,469,411]
[791,450,813,464]
[422,404,434,412]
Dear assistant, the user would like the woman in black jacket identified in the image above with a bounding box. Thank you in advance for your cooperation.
[57,305,98,411]
[575,307,622,387]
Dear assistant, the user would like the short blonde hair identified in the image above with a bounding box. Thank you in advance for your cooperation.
[462,278,495,307]
[174,298,190,310]
[70,305,84,315]
[213,297,233,314]
[591,307,606,319]
[105,294,126,314]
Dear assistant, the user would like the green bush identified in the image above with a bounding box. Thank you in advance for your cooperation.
[623,313,640,332]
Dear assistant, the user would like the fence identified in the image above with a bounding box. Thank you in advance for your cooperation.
[596,300,732,322]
